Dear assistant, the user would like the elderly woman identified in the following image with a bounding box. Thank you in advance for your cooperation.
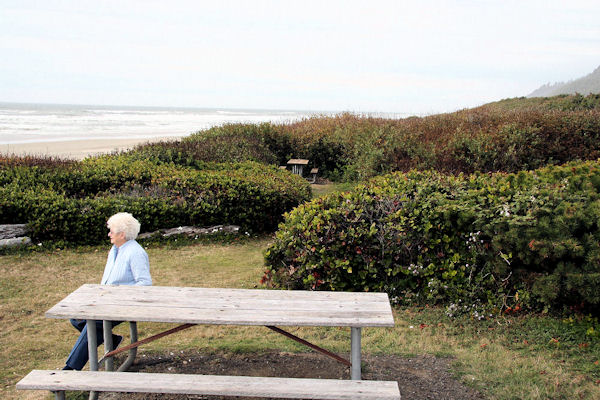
[62,212,152,371]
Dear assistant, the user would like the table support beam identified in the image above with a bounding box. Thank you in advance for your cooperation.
[86,320,99,400]
[100,322,184,367]
[86,319,98,370]
[265,326,351,367]
[102,320,113,372]
[351,327,361,380]
[117,321,138,372]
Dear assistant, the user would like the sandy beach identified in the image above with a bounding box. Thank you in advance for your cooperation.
[0,103,313,161]
[1,136,179,160]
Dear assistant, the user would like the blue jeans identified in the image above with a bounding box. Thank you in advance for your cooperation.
[65,319,122,370]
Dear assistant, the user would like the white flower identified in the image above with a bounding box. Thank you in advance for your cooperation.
[499,204,511,217]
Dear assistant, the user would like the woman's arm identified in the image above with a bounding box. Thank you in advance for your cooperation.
[129,247,152,286]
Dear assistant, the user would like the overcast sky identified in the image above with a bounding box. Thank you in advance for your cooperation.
[1,0,599,113]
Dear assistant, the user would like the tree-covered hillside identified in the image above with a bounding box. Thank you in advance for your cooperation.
[528,65,600,97]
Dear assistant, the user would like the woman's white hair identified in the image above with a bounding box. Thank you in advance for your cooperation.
[107,212,141,241]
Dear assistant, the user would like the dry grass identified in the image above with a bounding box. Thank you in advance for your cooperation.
[2,239,600,399]
[0,239,269,399]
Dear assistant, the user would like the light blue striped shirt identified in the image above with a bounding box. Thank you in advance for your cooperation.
[100,240,152,286]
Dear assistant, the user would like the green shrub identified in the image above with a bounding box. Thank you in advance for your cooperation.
[0,156,311,245]
[125,94,600,181]
[446,130,500,173]
[131,123,279,167]
[264,160,600,315]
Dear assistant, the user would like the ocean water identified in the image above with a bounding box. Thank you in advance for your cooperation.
[0,102,319,144]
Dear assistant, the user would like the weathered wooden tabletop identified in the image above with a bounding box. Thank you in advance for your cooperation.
[46,284,395,327]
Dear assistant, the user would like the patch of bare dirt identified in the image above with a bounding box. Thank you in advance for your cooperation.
[100,350,485,400]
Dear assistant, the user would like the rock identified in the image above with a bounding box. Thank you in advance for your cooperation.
[0,224,29,240]
[0,236,32,248]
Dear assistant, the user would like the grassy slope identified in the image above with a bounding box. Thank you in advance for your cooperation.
[1,237,599,400]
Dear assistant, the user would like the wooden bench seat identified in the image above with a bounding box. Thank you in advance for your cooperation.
[18,370,401,400]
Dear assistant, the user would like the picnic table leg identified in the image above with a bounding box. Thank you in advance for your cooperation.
[351,327,361,380]
[86,319,99,400]
[54,391,65,400]
[103,320,114,371]
[117,321,138,372]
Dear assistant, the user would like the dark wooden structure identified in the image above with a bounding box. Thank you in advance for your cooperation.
[287,159,309,176]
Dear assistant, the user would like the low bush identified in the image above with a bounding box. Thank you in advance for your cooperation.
[263,160,600,316]
[130,123,280,167]
[0,154,76,169]
[129,94,600,181]
[0,156,311,245]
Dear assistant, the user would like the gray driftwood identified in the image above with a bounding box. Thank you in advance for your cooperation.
[137,225,240,240]
[0,236,32,248]
[0,224,29,239]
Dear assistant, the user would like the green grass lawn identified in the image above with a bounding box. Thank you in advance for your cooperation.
[1,237,599,399]
[310,182,358,198]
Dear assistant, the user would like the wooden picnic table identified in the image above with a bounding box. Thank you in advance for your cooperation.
[47,284,395,327]
[21,284,398,400]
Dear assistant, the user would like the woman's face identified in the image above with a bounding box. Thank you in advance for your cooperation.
[108,228,127,247]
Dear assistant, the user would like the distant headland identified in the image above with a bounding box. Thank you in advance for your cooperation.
[528,64,600,97]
